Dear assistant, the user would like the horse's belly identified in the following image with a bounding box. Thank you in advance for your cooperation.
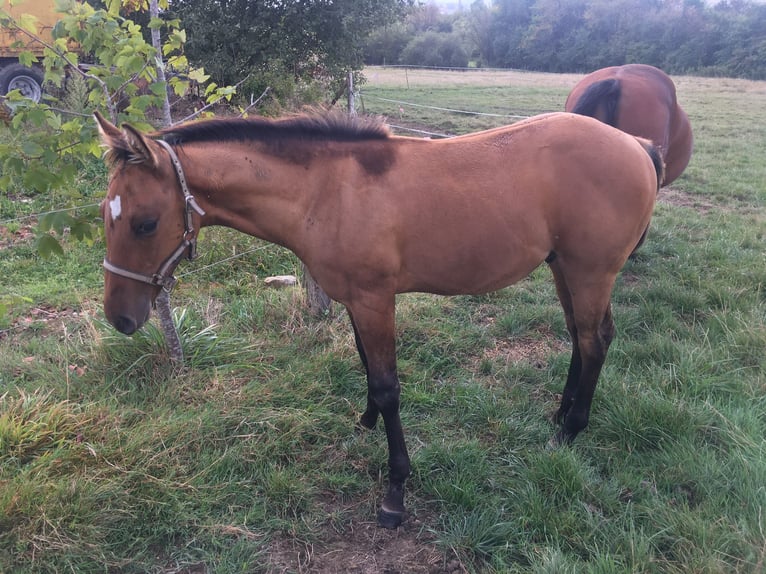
[400,238,550,296]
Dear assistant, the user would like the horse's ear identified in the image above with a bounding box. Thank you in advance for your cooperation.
[121,123,159,167]
[94,110,159,167]
[94,110,122,143]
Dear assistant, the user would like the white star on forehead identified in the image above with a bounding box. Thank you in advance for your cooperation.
[109,195,122,221]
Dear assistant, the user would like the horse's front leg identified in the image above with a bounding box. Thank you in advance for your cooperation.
[346,299,410,528]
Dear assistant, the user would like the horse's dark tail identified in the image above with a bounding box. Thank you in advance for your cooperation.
[637,137,665,192]
[570,79,621,127]
[630,137,665,255]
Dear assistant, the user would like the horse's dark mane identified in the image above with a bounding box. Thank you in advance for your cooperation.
[156,112,391,146]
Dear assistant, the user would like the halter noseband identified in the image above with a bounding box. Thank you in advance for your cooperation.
[102,139,206,293]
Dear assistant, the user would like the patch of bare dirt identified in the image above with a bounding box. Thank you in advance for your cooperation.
[1,302,97,343]
[480,328,569,373]
[266,510,463,574]
[658,187,718,214]
[0,222,36,248]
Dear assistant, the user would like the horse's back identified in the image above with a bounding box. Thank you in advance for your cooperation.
[370,114,660,294]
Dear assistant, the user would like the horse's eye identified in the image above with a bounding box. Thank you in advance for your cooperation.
[134,219,158,236]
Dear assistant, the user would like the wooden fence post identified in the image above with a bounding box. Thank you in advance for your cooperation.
[301,262,332,316]
[348,71,356,116]
[152,0,184,363]
[156,289,184,363]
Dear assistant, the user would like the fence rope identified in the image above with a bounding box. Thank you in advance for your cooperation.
[360,93,531,120]
[384,123,453,138]
[0,202,101,226]
[175,244,272,279]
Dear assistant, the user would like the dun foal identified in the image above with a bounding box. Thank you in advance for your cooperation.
[96,111,663,527]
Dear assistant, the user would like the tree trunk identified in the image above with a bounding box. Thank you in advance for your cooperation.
[155,289,184,363]
[151,0,173,129]
[151,0,183,362]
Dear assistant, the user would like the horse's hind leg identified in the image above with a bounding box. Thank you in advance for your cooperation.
[549,261,617,445]
[557,303,615,444]
[549,263,581,426]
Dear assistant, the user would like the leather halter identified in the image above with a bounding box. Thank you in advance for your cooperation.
[102,139,206,293]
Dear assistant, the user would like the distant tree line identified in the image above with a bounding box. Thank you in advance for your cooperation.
[157,0,762,108]
[365,0,766,80]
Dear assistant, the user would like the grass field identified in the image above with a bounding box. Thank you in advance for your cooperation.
[1,66,765,573]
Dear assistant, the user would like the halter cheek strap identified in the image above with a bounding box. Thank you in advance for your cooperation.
[156,139,206,257]
[102,139,206,293]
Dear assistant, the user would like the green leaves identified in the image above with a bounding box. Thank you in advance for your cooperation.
[35,233,65,258]
[17,50,36,67]
[15,12,37,35]
[171,0,412,88]
[20,140,43,157]
[39,210,75,236]
[1,0,227,262]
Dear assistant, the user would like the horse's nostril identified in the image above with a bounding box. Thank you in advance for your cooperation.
[113,315,138,335]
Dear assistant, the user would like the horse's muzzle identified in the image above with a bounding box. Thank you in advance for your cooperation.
[112,314,140,335]
[104,294,151,335]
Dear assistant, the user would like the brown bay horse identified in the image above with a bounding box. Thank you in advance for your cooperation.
[94,110,663,528]
[565,64,693,186]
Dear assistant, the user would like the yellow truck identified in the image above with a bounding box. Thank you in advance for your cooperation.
[0,0,58,102]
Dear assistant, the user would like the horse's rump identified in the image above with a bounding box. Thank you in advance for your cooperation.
[565,64,692,186]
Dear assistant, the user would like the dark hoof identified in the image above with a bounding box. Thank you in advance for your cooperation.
[547,429,574,450]
[358,412,377,430]
[377,508,405,529]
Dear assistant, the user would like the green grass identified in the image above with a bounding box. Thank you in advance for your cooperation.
[1,67,765,572]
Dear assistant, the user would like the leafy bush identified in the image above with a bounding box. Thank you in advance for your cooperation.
[400,31,469,68]
[364,23,411,66]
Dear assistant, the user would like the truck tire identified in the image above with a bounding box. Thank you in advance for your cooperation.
[0,63,44,103]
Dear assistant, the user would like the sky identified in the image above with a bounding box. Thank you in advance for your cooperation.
[425,0,765,10]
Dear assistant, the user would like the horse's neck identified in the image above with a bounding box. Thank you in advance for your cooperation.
[184,146,309,250]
